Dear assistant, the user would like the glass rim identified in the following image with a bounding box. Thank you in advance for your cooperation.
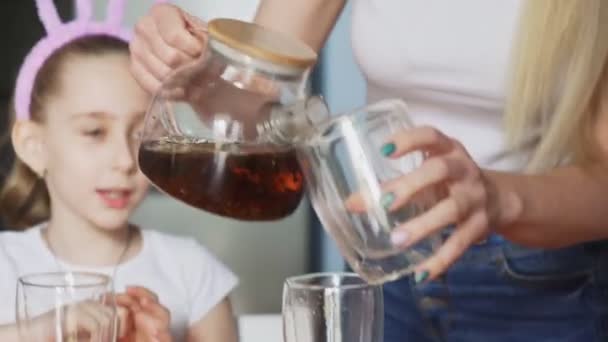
[316,99,413,139]
[18,271,111,289]
[284,272,378,291]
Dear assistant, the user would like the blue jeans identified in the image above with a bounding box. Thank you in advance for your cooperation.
[383,236,608,342]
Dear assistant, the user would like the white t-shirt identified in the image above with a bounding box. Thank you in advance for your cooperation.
[351,0,525,170]
[0,225,238,341]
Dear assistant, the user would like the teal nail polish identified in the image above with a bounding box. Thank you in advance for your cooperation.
[380,192,395,209]
[415,270,429,284]
[380,142,396,156]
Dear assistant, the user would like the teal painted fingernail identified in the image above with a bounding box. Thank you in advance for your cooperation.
[380,142,396,156]
[415,270,430,284]
[380,192,395,209]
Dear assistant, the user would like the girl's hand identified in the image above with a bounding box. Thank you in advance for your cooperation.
[23,300,115,341]
[116,286,172,342]
[380,126,502,282]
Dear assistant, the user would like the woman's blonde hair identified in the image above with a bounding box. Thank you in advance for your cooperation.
[506,0,608,171]
[0,35,128,229]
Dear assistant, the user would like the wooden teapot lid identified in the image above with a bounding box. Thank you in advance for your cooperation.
[208,18,317,69]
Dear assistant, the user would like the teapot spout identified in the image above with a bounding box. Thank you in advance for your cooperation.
[257,95,330,145]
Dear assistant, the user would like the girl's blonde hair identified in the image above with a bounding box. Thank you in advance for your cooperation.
[506,0,608,171]
[0,35,128,229]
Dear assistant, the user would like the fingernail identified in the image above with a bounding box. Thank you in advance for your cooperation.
[380,192,395,209]
[380,142,396,156]
[415,270,430,284]
[390,230,409,246]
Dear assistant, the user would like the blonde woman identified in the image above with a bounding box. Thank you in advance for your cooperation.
[129,0,608,340]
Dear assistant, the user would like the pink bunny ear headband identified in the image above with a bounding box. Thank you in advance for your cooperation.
[14,0,167,120]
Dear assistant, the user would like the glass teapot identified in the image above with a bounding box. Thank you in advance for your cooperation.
[138,18,325,221]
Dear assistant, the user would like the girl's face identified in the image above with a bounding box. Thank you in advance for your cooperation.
[41,52,150,230]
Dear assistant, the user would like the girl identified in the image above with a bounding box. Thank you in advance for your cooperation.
[131,1,608,341]
[0,1,238,341]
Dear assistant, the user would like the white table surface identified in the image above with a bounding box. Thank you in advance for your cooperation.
[239,314,283,342]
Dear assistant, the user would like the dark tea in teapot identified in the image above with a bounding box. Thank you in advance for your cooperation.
[139,138,304,220]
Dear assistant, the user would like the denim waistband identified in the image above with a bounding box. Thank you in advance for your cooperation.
[441,231,608,267]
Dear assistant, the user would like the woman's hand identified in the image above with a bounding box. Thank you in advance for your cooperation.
[129,2,279,130]
[130,3,207,93]
[116,286,172,342]
[380,126,508,282]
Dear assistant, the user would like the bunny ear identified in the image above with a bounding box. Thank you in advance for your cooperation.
[35,0,62,32]
[106,0,126,26]
[75,0,93,22]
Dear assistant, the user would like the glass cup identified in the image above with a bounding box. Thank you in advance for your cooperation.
[282,273,383,342]
[16,272,116,342]
[297,99,442,284]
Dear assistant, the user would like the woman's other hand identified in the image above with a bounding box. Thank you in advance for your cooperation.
[379,126,511,282]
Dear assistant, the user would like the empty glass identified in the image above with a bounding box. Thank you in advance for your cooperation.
[16,272,116,342]
[282,273,383,342]
[291,99,441,284]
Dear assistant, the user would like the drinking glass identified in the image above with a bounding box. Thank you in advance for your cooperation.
[298,99,442,284]
[16,272,116,342]
[282,272,383,342]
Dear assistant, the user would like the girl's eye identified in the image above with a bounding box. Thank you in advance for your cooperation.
[83,128,105,138]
